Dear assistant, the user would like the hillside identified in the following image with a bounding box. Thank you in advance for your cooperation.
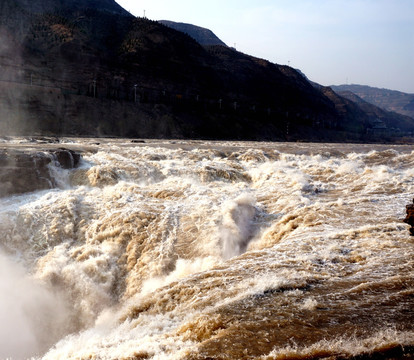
[320,87,414,137]
[158,20,227,46]
[331,84,414,120]
[0,0,413,142]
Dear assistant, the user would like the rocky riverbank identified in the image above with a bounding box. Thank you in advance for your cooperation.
[0,147,81,197]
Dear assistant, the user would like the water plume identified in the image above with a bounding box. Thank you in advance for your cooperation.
[0,251,72,359]
[220,193,257,259]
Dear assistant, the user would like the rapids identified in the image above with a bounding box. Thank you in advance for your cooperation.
[0,138,413,360]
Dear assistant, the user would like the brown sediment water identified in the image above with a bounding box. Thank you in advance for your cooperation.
[0,137,413,359]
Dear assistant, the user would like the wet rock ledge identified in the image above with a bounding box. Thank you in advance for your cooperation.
[404,199,414,235]
[0,148,81,197]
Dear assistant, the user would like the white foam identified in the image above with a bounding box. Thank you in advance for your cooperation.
[220,193,257,259]
[0,140,413,359]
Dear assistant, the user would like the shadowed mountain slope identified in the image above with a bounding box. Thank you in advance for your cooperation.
[158,20,227,46]
[0,0,413,142]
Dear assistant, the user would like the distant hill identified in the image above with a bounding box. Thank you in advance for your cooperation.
[0,0,413,142]
[326,89,414,133]
[158,20,226,46]
[331,84,414,120]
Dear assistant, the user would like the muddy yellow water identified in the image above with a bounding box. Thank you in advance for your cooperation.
[0,138,413,360]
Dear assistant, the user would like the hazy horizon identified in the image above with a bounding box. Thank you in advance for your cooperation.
[116,0,414,94]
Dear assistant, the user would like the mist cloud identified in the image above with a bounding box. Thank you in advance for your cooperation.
[0,252,72,359]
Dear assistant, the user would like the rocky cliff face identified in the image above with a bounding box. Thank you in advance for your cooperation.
[0,0,413,142]
[0,147,81,196]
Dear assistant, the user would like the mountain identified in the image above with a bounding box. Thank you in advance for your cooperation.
[158,20,227,46]
[320,87,414,135]
[331,84,414,120]
[1,0,129,16]
[0,0,413,142]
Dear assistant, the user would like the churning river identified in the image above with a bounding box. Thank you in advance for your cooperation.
[0,138,414,360]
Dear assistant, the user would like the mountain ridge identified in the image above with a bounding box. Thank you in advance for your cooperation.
[331,84,414,120]
[0,0,413,142]
[158,20,227,46]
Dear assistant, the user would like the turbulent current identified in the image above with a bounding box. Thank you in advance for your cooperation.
[0,138,414,360]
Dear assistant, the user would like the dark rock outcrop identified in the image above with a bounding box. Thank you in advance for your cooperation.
[404,199,414,235]
[52,148,81,169]
[0,148,81,197]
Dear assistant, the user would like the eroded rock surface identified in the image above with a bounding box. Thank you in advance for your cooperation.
[0,148,81,197]
[404,199,414,235]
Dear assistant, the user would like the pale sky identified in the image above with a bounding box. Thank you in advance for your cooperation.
[116,0,414,93]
